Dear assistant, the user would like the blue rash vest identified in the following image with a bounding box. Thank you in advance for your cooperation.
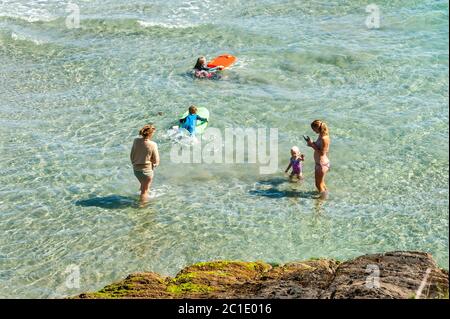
[180,114,207,135]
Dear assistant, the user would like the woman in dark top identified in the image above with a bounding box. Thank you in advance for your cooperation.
[193,56,223,79]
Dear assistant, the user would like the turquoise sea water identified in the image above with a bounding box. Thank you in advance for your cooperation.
[0,0,448,298]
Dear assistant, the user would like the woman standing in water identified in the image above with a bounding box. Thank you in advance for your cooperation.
[130,124,160,202]
[306,120,330,198]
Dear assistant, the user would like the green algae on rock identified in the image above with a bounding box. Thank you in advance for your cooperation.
[77,252,449,299]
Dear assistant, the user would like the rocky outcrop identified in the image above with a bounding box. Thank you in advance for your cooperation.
[77,251,448,299]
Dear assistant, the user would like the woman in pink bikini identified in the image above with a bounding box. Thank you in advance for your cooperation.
[306,120,330,198]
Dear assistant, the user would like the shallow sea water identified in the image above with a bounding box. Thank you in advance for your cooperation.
[0,0,448,297]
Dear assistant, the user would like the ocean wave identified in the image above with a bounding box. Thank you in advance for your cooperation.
[137,20,197,29]
[75,18,209,36]
[0,14,208,37]
[0,13,201,30]
[0,9,58,23]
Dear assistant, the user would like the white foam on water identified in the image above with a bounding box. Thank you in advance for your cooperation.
[137,20,197,29]
[137,185,170,199]
[11,32,46,45]
[149,188,166,199]
[164,127,199,146]
[137,0,224,30]
[0,12,57,23]
[0,1,58,23]
[232,57,254,69]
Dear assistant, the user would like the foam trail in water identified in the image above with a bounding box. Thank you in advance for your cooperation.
[163,127,199,146]
[11,32,45,45]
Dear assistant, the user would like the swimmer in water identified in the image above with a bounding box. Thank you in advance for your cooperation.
[179,105,208,136]
[193,56,224,79]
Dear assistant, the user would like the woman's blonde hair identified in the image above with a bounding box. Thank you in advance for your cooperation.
[311,120,329,136]
[139,123,156,138]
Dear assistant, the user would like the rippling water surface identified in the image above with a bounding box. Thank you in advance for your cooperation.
[0,0,448,298]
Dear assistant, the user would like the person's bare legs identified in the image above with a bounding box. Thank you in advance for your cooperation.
[315,165,328,198]
[289,173,303,183]
[139,177,153,203]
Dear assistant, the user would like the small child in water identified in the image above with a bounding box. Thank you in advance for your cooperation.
[193,56,223,79]
[285,146,305,181]
[179,105,208,136]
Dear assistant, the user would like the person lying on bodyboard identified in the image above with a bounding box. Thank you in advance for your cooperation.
[179,105,208,135]
[193,56,223,79]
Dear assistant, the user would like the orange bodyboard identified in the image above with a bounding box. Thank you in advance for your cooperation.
[207,54,237,69]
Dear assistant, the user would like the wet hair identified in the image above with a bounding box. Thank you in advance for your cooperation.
[189,105,198,114]
[311,120,329,136]
[139,123,156,139]
[193,57,206,70]
[291,146,300,154]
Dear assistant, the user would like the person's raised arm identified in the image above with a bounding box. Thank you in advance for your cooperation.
[197,115,208,122]
[306,137,318,150]
[308,136,329,154]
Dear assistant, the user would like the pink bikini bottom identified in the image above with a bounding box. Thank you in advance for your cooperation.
[315,162,330,174]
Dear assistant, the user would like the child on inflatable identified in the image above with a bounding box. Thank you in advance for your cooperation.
[179,105,208,135]
[285,146,305,182]
[193,56,223,79]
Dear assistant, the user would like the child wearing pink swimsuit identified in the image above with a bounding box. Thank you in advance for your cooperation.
[285,146,305,181]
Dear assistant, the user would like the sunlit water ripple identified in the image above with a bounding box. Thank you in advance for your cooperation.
[0,0,448,298]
